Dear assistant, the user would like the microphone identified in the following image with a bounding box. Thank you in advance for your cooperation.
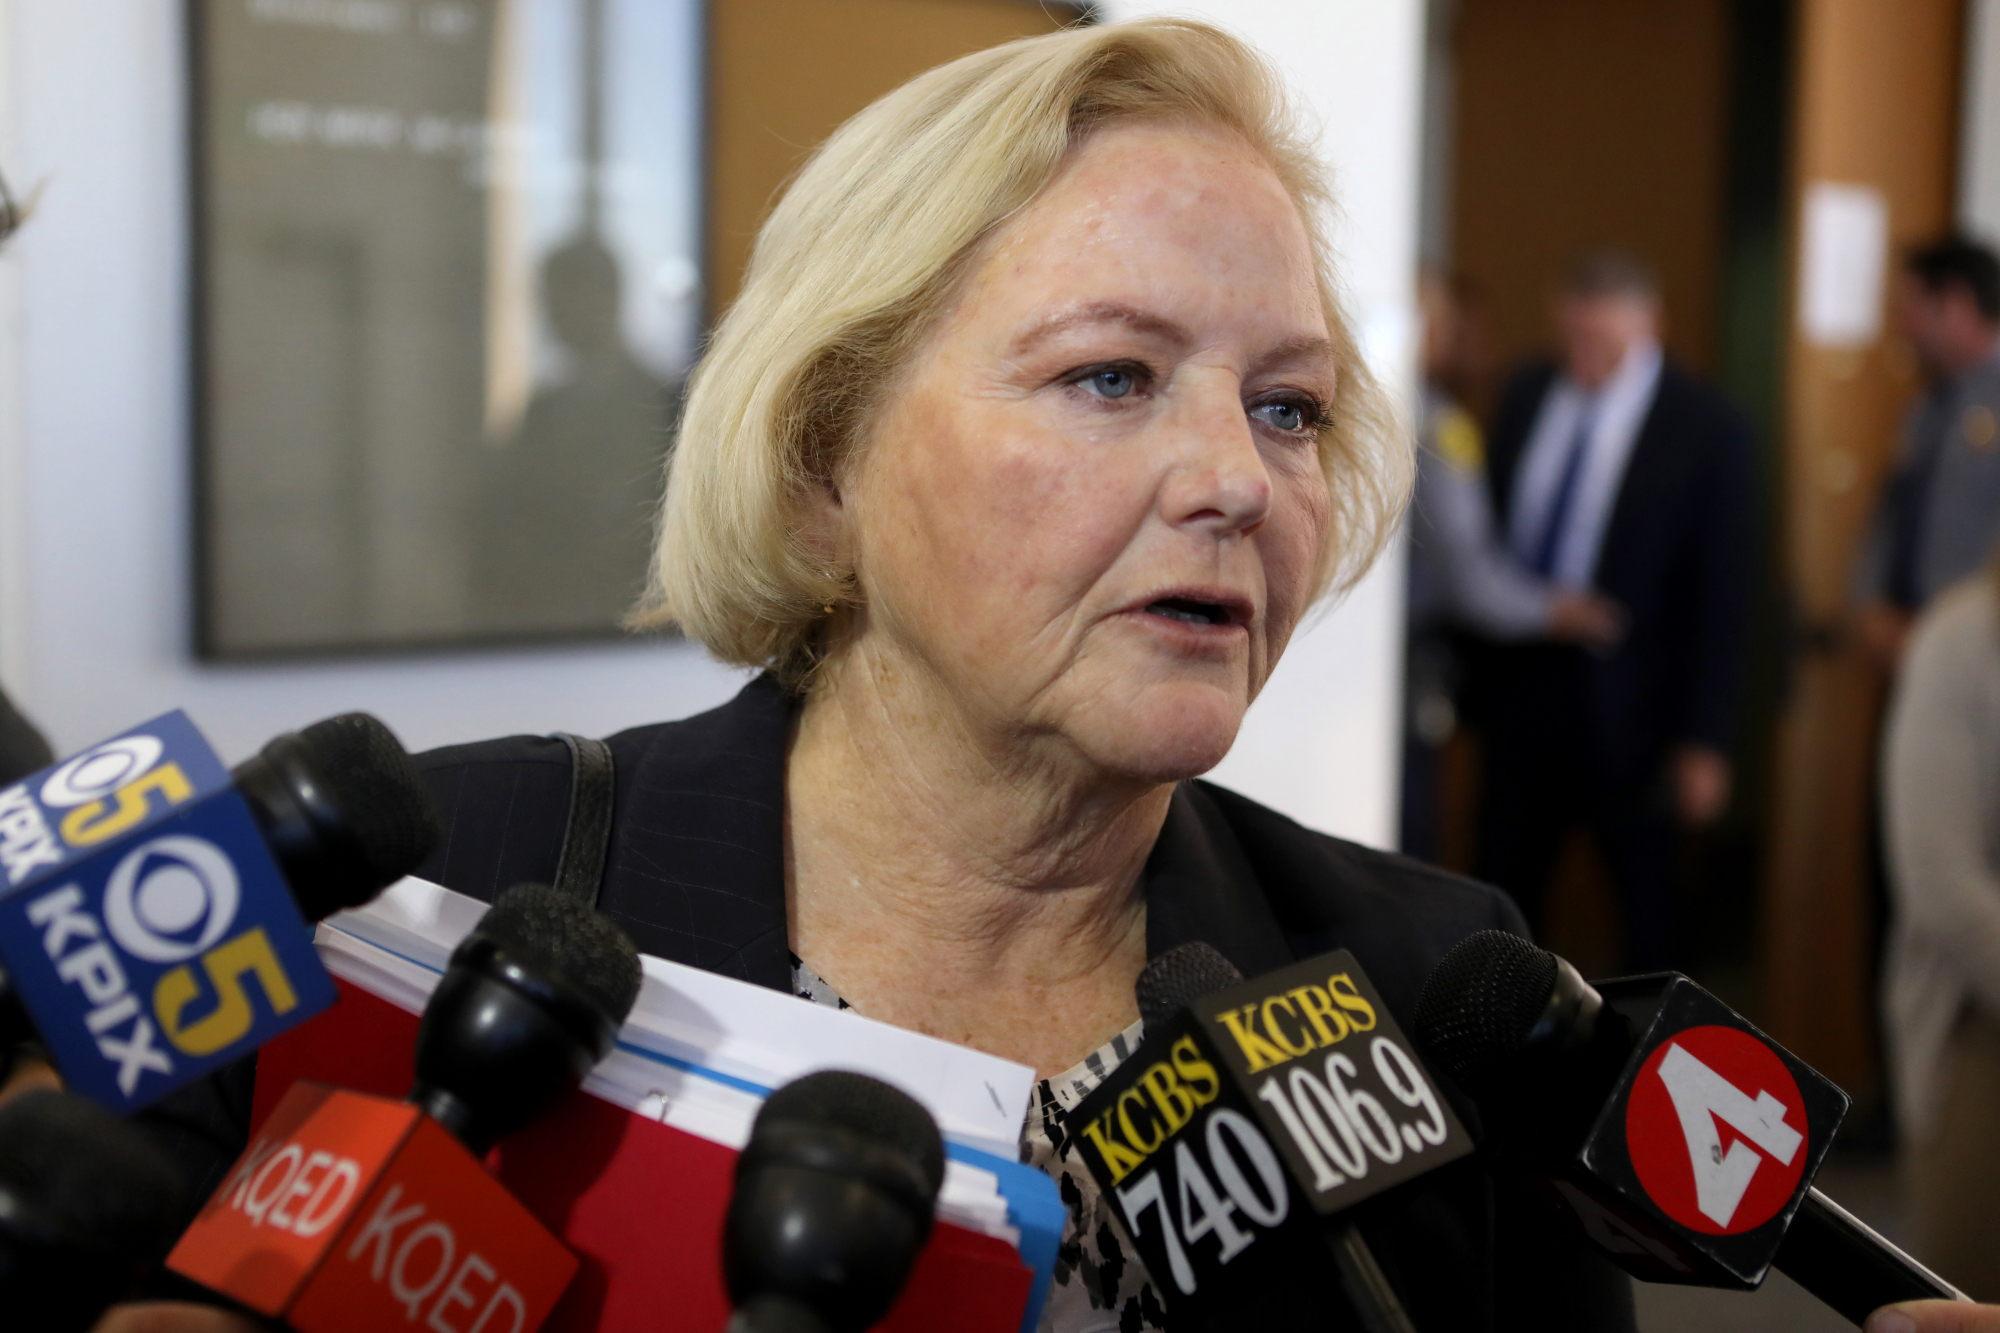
[1069,942,1474,1333]
[410,880,645,1152]
[168,882,641,1332]
[1413,930,1968,1324]
[232,711,442,924]
[0,1088,187,1332]
[0,710,439,1112]
[722,1069,947,1333]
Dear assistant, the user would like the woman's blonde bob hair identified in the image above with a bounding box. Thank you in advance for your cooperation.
[633,17,1407,687]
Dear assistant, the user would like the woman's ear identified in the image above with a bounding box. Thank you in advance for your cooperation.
[799,476,848,569]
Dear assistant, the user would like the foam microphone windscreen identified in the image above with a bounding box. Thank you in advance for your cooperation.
[235,710,442,922]
[293,712,441,888]
[724,1071,946,1333]
[0,1089,185,1328]
[1134,941,1243,1028]
[476,881,643,1031]
[755,1070,947,1200]
[1412,928,1559,1089]
[409,882,642,1153]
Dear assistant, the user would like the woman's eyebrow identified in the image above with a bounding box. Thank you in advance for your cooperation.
[1007,301,1192,355]
[1250,333,1338,374]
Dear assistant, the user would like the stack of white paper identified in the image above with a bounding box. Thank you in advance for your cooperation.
[317,877,1051,1256]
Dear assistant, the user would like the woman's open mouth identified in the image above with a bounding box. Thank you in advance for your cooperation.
[1146,597,1233,626]
[1135,590,1251,632]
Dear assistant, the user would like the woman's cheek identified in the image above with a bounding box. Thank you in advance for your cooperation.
[1272,476,1332,592]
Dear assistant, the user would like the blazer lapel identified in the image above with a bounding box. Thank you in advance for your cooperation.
[1143,784,1297,979]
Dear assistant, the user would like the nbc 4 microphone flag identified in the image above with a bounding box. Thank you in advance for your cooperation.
[0,711,336,1111]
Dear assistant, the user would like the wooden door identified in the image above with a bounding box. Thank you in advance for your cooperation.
[706,0,1084,319]
[1764,0,1963,1096]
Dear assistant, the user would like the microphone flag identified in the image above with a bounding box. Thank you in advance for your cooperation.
[1069,949,1473,1327]
[168,1080,576,1332]
[0,712,335,1111]
[1545,974,1848,1289]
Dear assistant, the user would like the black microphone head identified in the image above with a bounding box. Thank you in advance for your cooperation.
[293,713,440,886]
[233,711,441,921]
[755,1069,946,1197]
[1135,941,1243,1029]
[0,1090,185,1329]
[1413,929,1558,1088]
[410,883,641,1153]
[476,881,643,1031]
[725,1071,945,1333]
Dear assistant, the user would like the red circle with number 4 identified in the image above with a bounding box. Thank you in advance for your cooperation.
[1624,1025,1809,1235]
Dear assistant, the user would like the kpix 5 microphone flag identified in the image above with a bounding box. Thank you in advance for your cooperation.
[1414,930,1964,1323]
[0,712,337,1111]
[1069,948,1472,1328]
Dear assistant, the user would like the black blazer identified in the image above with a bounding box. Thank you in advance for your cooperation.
[137,678,1633,1330]
[1483,362,1757,780]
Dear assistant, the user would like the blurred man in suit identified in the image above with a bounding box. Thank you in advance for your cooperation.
[1472,251,1756,969]
[1402,270,1622,861]
[1854,236,2000,668]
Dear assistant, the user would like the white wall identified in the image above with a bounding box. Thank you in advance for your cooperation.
[1103,0,1425,847]
[1965,0,2000,244]
[0,0,1419,848]
[0,0,752,766]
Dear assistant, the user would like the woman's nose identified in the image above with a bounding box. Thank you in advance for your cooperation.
[1158,385,1273,537]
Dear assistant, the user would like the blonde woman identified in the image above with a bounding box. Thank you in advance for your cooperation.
[134,20,1629,1332]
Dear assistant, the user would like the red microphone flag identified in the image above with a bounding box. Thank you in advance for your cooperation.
[169,1081,577,1333]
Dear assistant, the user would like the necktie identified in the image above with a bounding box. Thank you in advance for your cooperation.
[1528,411,1595,579]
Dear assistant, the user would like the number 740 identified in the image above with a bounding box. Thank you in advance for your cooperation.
[1115,1108,1290,1296]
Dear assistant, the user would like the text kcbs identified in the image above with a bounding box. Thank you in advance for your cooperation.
[1080,967,1461,1297]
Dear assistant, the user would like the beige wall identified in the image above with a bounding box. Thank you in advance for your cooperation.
[1449,0,1733,391]
[706,0,1082,319]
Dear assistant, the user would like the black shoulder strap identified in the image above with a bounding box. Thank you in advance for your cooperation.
[552,733,615,908]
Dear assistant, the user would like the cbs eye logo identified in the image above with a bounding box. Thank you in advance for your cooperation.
[41,736,166,809]
[104,835,299,1057]
[105,836,240,963]
[40,735,195,849]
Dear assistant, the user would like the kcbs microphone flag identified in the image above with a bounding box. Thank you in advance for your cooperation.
[0,712,334,1111]
[246,876,1064,1333]
[1069,951,1474,1326]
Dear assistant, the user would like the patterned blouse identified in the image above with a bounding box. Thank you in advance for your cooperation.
[791,956,1168,1333]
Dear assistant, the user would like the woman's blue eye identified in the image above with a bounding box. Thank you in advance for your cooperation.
[1252,399,1317,433]
[1081,367,1136,399]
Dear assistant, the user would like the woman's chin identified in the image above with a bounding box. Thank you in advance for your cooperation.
[1073,682,1247,785]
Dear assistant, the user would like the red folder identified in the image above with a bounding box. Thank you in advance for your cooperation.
[254,981,1035,1333]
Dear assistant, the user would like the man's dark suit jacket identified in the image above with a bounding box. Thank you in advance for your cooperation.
[135,677,1633,1331]
[1481,362,1757,783]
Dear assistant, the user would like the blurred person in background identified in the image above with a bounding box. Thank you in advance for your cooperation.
[1469,250,1756,969]
[1855,236,2000,670]
[1402,269,1621,860]
[1882,554,2000,1300]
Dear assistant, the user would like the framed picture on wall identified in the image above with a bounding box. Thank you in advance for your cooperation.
[191,0,703,656]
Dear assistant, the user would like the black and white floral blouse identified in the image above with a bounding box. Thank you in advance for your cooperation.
[792,955,1167,1333]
